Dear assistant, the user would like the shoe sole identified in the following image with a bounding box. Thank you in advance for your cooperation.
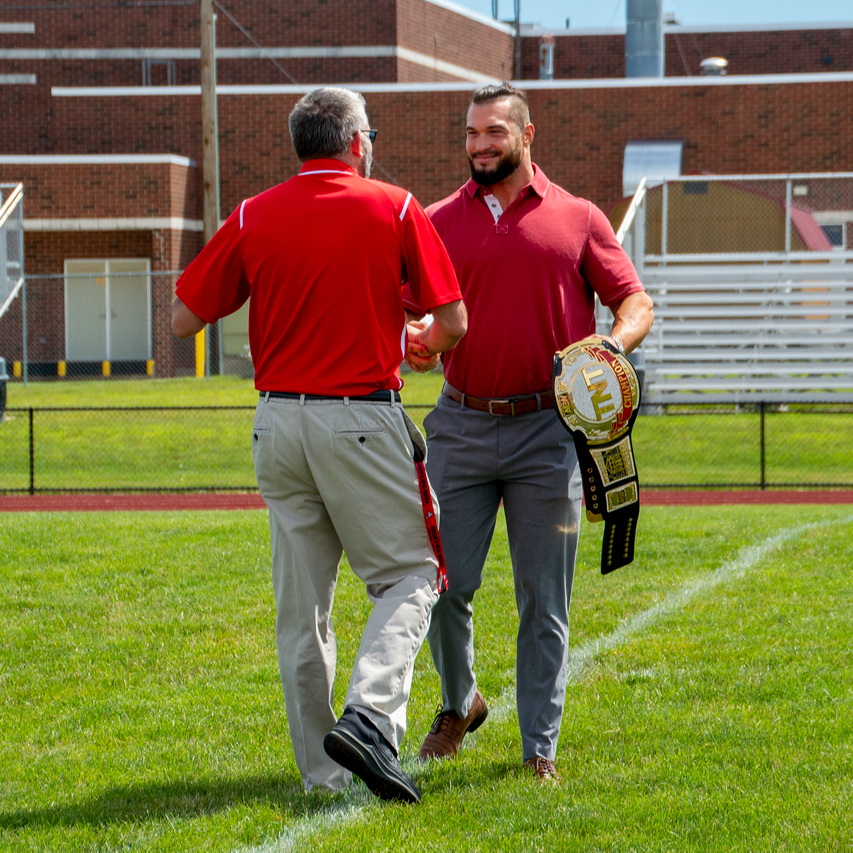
[323,729,421,804]
[467,701,489,734]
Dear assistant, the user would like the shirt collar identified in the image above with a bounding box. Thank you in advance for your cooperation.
[299,158,359,177]
[465,163,550,200]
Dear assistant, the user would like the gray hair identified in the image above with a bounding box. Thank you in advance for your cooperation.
[289,87,368,162]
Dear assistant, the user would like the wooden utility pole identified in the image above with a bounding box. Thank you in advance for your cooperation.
[200,0,219,245]
[198,0,220,376]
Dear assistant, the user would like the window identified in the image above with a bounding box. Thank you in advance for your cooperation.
[142,59,176,87]
[820,223,845,250]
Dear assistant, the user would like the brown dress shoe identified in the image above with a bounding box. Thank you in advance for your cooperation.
[523,756,559,782]
[418,690,489,760]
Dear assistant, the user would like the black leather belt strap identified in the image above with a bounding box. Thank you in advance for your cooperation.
[260,390,401,403]
[443,383,555,416]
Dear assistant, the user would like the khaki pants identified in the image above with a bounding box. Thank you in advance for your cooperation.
[252,394,440,792]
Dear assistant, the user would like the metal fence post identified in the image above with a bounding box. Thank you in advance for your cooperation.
[28,406,34,494]
[21,277,28,386]
[759,401,766,490]
[784,178,792,256]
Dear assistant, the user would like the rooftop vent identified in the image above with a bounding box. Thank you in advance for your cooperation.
[699,57,728,76]
[626,0,664,78]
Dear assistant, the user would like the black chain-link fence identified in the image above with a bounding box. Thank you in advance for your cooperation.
[1,402,851,494]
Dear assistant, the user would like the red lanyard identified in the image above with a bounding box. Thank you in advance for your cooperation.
[414,460,448,593]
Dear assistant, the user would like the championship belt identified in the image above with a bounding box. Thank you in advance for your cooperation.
[552,336,641,574]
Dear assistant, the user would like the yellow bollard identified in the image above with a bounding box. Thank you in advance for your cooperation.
[13,361,22,378]
[102,360,111,377]
[58,361,66,377]
[146,359,155,377]
[195,330,206,378]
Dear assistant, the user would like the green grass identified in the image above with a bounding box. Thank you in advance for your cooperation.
[1,505,851,851]
[0,374,446,492]
[2,374,851,491]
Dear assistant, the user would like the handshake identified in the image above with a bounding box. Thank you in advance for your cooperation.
[403,301,468,372]
[404,319,441,373]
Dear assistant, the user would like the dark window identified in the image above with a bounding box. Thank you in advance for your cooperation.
[821,224,844,247]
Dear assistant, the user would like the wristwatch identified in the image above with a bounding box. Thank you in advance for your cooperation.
[611,335,625,355]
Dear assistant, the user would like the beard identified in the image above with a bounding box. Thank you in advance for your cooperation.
[468,139,523,186]
[360,144,373,180]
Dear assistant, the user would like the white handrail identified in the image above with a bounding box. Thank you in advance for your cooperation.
[0,182,23,229]
[0,276,24,319]
[615,177,647,245]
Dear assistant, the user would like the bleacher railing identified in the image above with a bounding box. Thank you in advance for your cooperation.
[603,173,853,404]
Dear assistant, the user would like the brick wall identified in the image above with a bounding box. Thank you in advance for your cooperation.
[397,0,513,81]
[522,33,626,80]
[664,28,853,76]
[522,27,853,81]
[3,76,851,375]
[0,0,502,91]
[10,79,850,212]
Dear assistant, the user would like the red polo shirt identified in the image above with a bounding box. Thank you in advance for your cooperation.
[408,165,644,399]
[175,159,461,395]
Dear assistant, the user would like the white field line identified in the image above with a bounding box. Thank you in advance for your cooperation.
[235,803,365,853]
[237,515,850,851]
[486,517,849,722]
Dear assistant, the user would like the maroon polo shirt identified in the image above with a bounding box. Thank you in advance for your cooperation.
[175,159,461,395]
[408,165,644,399]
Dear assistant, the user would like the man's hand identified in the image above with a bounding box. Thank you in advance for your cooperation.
[405,320,441,372]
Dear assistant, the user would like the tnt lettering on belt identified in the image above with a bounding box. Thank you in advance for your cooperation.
[582,365,615,420]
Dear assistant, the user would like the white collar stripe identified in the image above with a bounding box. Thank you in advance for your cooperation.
[239,198,247,229]
[399,192,412,221]
[298,169,352,176]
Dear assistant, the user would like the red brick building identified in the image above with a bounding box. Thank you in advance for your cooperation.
[1,2,851,376]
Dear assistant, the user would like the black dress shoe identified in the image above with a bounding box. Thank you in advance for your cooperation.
[323,707,421,803]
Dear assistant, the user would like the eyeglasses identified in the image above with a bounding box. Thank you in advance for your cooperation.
[360,128,378,143]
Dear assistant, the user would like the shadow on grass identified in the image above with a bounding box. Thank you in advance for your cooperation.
[2,759,529,835]
[0,771,315,832]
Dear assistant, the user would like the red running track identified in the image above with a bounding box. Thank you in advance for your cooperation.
[1,490,851,513]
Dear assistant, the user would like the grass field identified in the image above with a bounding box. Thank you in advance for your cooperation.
[3,374,852,492]
[2,504,851,851]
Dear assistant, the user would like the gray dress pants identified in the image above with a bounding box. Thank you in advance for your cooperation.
[252,395,440,792]
[423,392,582,761]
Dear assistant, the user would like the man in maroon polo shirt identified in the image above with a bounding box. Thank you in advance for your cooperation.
[172,87,466,803]
[406,83,654,781]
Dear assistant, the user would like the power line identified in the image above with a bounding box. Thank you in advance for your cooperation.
[213,0,298,85]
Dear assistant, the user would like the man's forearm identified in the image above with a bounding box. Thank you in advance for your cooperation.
[609,291,654,353]
[172,296,208,338]
[419,299,467,354]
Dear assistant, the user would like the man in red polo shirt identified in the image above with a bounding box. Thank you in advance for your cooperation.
[172,87,466,803]
[406,83,653,781]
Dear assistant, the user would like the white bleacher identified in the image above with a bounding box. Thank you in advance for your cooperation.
[639,264,853,403]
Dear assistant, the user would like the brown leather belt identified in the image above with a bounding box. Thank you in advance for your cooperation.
[443,383,555,416]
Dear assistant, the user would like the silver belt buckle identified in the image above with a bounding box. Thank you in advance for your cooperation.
[488,398,513,415]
